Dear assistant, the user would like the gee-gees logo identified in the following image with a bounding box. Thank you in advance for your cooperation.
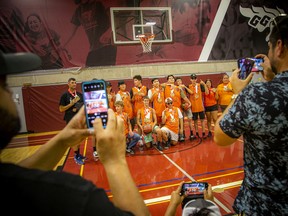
[240,6,285,41]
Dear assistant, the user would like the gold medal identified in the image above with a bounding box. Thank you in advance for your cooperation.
[144,118,150,123]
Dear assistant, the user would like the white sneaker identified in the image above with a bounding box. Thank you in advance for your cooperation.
[93,151,99,161]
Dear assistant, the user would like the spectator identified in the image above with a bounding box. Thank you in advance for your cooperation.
[216,73,233,112]
[214,14,288,215]
[0,51,150,215]
[203,79,219,137]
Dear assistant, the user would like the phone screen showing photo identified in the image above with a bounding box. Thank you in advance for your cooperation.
[237,58,255,80]
[252,58,264,72]
[181,182,208,198]
[82,80,109,129]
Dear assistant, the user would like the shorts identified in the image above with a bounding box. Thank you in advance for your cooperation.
[143,133,153,143]
[142,125,159,143]
[192,111,205,120]
[183,108,193,119]
[161,126,178,141]
[205,104,218,112]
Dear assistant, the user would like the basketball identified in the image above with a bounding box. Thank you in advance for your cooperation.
[143,124,152,134]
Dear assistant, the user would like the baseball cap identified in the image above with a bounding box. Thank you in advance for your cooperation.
[165,97,173,103]
[0,51,41,75]
[118,80,125,87]
[191,73,197,79]
[182,199,221,216]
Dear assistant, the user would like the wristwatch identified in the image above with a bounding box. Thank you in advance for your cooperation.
[231,94,238,99]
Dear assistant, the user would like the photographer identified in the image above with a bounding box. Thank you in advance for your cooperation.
[165,182,221,216]
[214,14,288,215]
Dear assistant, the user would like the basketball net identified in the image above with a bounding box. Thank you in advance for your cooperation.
[138,33,155,53]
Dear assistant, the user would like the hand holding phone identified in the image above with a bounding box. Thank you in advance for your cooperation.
[82,79,109,129]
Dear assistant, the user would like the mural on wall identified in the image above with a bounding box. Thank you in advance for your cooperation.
[0,0,287,70]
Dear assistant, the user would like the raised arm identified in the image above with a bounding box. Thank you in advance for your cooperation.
[94,109,150,216]
[19,107,90,170]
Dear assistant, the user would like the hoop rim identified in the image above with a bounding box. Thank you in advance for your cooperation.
[136,33,155,38]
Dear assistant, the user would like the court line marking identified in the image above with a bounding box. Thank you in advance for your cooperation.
[159,149,233,213]
[144,180,242,207]
[198,0,231,61]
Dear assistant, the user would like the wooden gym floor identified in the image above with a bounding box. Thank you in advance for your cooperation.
[2,121,243,215]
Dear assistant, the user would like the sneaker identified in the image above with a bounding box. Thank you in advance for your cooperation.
[179,134,185,142]
[156,144,163,151]
[139,146,144,151]
[164,142,171,149]
[202,133,207,139]
[78,154,87,161]
[74,155,85,165]
[196,132,200,138]
[190,135,196,140]
[93,151,99,161]
[126,148,135,155]
[207,131,212,137]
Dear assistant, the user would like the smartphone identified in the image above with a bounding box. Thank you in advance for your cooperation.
[82,79,109,129]
[237,58,255,80]
[251,58,264,72]
[180,182,208,199]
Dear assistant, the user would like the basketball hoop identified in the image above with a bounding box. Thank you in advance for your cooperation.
[138,33,155,53]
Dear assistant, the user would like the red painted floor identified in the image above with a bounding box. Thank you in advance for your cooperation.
[8,125,244,215]
[62,132,244,216]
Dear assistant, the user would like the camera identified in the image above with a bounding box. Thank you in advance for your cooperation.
[82,79,109,129]
[180,182,208,208]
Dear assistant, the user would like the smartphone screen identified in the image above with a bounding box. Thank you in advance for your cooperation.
[237,58,255,80]
[252,58,264,72]
[180,182,208,198]
[82,80,109,129]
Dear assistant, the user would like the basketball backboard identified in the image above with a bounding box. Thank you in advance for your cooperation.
[110,7,173,44]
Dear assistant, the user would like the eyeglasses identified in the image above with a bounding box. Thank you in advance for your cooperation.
[166,102,172,105]
[268,14,288,42]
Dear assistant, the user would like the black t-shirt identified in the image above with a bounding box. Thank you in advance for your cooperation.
[0,163,134,216]
[59,91,83,123]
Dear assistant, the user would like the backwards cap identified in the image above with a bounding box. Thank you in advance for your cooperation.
[182,199,221,216]
[0,52,41,75]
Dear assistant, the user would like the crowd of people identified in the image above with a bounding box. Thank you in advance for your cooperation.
[1,13,287,216]
[82,72,234,160]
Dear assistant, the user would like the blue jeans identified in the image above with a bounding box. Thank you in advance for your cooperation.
[127,133,141,149]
